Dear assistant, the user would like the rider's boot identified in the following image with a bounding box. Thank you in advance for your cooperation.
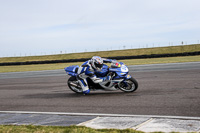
[78,79,90,94]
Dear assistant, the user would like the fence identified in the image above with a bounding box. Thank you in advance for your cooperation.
[0,40,200,58]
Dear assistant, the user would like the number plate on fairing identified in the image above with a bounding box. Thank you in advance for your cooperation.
[121,65,128,72]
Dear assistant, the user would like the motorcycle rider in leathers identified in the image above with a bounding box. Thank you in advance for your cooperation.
[77,56,115,94]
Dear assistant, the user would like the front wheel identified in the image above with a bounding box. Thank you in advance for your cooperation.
[118,77,138,92]
[68,76,82,94]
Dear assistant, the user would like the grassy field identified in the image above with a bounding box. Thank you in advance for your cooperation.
[0,44,200,73]
[0,44,200,63]
[0,55,200,73]
[0,125,145,133]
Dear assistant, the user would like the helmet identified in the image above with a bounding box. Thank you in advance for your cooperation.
[91,56,103,70]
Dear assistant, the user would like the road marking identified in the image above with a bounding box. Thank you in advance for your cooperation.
[132,118,154,130]
[77,117,99,126]
[0,111,200,120]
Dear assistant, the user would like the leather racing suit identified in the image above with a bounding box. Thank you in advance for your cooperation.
[77,58,114,94]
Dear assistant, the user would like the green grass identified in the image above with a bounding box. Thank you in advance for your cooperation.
[0,55,200,73]
[0,44,200,63]
[0,125,145,133]
[0,44,200,73]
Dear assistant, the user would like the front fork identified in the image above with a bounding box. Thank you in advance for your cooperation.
[121,74,132,87]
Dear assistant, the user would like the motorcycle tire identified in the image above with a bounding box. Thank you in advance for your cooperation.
[68,76,82,94]
[118,77,138,92]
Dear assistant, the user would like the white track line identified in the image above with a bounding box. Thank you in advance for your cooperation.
[77,117,100,126]
[0,111,200,120]
[132,118,154,130]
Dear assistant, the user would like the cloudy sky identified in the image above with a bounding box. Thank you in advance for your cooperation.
[0,0,200,57]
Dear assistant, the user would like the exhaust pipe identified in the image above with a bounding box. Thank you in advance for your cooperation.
[69,82,81,89]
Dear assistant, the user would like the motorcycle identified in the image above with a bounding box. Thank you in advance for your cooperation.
[64,61,138,94]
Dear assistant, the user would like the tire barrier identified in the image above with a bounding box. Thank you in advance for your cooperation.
[0,51,200,66]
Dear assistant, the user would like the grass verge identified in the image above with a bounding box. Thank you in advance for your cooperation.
[0,125,145,133]
[0,44,200,63]
[0,55,200,73]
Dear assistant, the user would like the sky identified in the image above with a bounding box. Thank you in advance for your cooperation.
[0,0,200,57]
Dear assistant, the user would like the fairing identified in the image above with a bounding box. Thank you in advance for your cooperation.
[64,65,79,76]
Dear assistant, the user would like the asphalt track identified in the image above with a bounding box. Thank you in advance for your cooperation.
[0,62,200,117]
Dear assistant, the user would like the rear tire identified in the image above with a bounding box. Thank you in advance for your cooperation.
[68,77,82,94]
[118,77,138,92]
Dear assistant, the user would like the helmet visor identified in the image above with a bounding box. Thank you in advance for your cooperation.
[94,62,103,68]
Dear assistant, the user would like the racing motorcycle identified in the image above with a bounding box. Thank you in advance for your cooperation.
[64,61,138,93]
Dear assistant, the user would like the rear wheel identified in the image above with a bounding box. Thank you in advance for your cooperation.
[68,77,82,94]
[118,77,138,92]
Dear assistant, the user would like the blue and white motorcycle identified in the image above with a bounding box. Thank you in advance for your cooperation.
[64,61,138,93]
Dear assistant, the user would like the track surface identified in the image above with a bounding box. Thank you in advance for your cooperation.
[0,62,200,117]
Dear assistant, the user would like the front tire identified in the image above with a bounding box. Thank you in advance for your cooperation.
[68,77,82,94]
[118,77,138,92]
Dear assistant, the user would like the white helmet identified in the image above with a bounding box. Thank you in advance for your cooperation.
[91,56,103,70]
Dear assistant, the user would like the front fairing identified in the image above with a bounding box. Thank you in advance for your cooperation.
[109,62,130,80]
[109,62,128,72]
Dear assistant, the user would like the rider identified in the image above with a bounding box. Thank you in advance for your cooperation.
[77,56,115,94]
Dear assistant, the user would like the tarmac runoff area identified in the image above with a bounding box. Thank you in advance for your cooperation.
[0,111,200,132]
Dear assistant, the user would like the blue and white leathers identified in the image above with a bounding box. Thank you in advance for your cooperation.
[77,59,112,94]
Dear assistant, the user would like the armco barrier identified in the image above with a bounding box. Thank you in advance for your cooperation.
[0,51,200,66]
